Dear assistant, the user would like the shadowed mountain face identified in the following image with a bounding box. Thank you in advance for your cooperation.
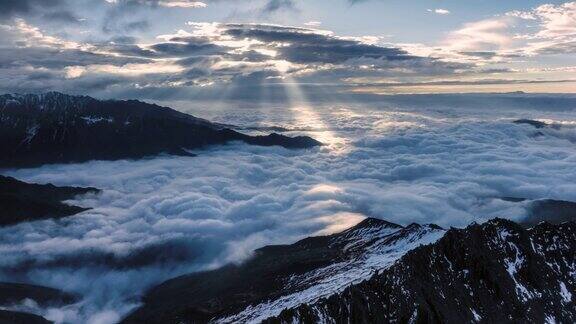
[499,197,576,227]
[0,310,51,324]
[524,199,576,228]
[122,218,445,323]
[124,218,576,324]
[0,282,77,307]
[0,175,99,227]
[0,92,321,168]
[269,219,576,324]
[0,282,78,324]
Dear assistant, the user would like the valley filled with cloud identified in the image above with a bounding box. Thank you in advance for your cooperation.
[1,0,575,322]
[2,95,576,322]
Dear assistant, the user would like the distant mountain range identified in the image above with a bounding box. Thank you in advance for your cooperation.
[123,216,576,324]
[0,92,321,168]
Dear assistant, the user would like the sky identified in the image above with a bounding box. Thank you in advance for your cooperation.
[0,0,575,101]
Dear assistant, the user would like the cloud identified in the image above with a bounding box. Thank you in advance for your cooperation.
[260,0,296,13]
[304,21,321,27]
[439,2,576,57]
[0,0,65,19]
[0,20,467,100]
[428,8,450,15]
[445,18,513,52]
[104,0,207,8]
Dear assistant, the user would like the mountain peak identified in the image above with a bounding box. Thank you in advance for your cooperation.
[350,217,402,230]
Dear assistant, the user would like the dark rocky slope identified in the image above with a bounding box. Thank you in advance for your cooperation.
[0,282,78,324]
[124,217,576,324]
[524,199,576,227]
[269,219,576,323]
[0,282,77,307]
[0,92,321,168]
[0,175,99,226]
[122,218,445,323]
[0,310,51,324]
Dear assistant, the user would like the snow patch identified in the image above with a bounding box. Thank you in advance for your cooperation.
[559,281,572,303]
[217,225,446,323]
[81,116,114,125]
[471,309,482,322]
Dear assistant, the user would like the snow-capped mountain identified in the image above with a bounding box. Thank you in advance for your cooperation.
[269,219,576,323]
[0,92,321,168]
[122,218,445,323]
[123,217,576,324]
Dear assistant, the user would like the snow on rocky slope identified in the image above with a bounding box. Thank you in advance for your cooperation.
[268,219,576,323]
[124,217,576,324]
[122,218,446,323]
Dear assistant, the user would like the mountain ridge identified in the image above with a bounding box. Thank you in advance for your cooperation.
[123,217,576,324]
[0,92,321,168]
[268,218,576,323]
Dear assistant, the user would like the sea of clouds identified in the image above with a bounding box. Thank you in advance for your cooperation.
[2,96,576,323]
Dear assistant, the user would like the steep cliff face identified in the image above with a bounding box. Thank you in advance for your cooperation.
[0,92,321,168]
[269,219,576,324]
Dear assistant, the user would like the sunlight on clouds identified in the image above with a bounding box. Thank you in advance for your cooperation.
[446,18,513,52]
[281,76,347,151]
[305,184,344,196]
[313,213,366,236]
[89,61,185,76]
[64,66,86,79]
[11,19,85,50]
[159,1,207,8]
[105,0,208,8]
[349,81,576,95]
[428,9,451,15]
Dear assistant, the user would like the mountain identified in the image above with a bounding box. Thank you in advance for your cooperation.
[0,92,321,168]
[123,218,576,324]
[0,175,99,227]
[122,218,445,323]
[524,199,576,228]
[0,310,51,324]
[269,219,576,323]
[0,282,78,324]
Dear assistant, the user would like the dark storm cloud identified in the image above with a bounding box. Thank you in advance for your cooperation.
[41,10,83,24]
[0,47,149,70]
[150,41,228,57]
[536,41,576,55]
[459,51,499,59]
[224,24,414,64]
[261,0,297,13]
[101,43,160,58]
[0,0,65,19]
